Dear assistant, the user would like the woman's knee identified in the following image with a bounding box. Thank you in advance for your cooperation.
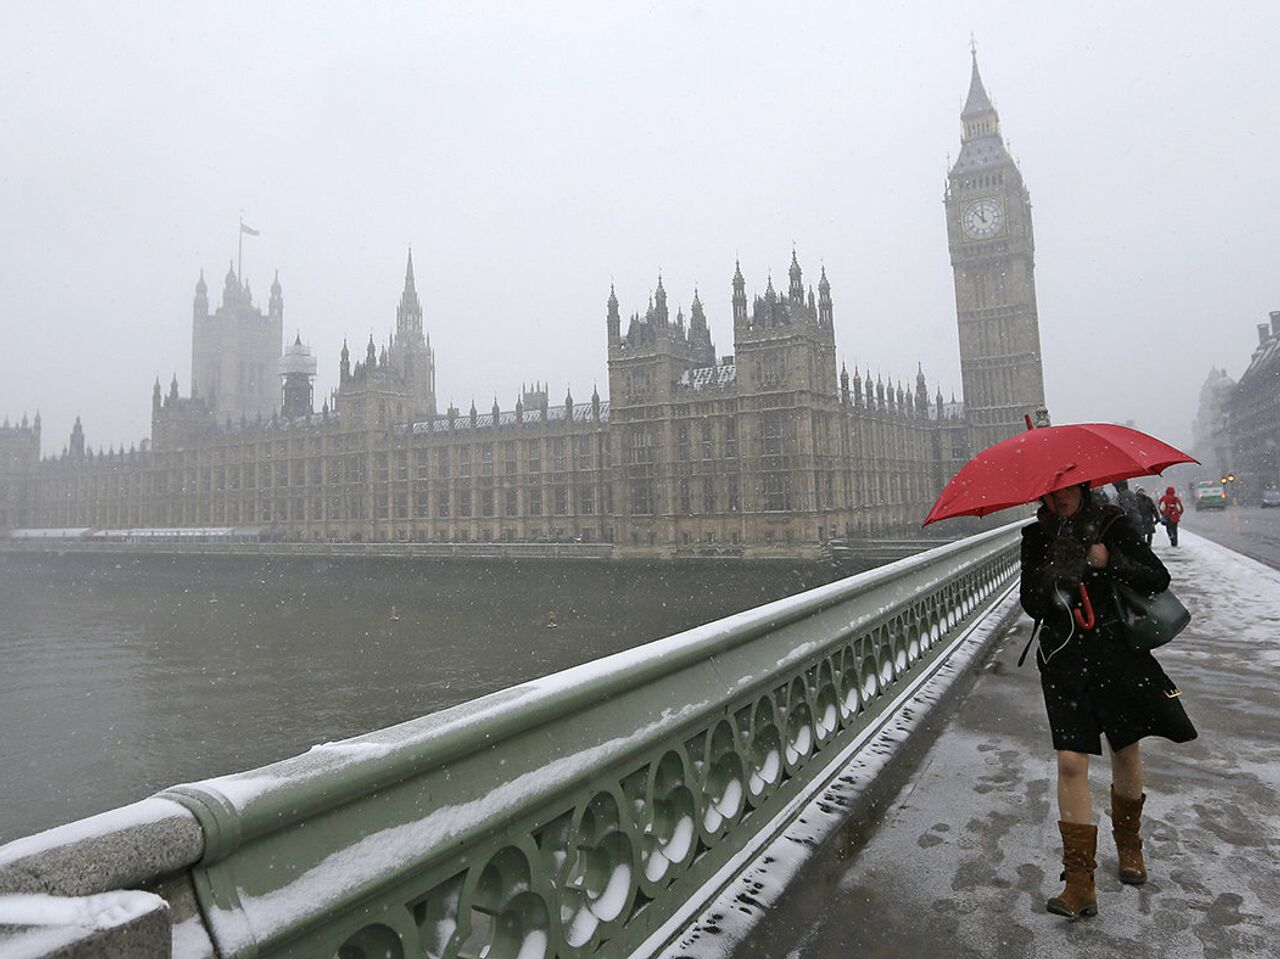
[1057,750,1090,780]
[1110,741,1142,769]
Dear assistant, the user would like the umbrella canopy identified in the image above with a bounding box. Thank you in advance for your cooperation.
[923,423,1197,526]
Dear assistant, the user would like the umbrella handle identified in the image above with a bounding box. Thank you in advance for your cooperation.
[1072,584,1096,631]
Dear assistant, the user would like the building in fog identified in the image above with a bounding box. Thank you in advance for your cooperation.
[945,49,1047,450]
[1191,367,1236,482]
[2,53,1045,558]
[1224,311,1280,497]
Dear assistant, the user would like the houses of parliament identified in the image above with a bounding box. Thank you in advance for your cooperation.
[0,54,1046,558]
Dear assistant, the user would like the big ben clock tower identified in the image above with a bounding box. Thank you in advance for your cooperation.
[946,47,1046,452]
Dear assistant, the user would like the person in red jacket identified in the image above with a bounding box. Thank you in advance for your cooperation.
[1157,486,1184,546]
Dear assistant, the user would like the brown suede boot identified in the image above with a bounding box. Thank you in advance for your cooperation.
[1046,821,1098,919]
[1111,787,1147,885]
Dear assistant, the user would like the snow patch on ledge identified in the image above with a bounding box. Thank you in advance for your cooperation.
[0,890,166,930]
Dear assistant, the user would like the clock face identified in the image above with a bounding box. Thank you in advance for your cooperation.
[962,198,1005,239]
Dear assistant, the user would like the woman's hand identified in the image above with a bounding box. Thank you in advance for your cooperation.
[1087,543,1109,568]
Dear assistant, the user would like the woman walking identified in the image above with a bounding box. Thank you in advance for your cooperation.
[1020,482,1197,919]
[1158,485,1184,546]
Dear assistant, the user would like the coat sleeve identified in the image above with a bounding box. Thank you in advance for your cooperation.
[1102,513,1171,595]
[1020,525,1053,619]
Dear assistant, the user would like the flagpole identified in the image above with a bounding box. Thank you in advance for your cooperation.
[238,216,243,282]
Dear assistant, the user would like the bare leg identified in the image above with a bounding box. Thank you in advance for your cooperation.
[1109,742,1144,800]
[1057,750,1092,823]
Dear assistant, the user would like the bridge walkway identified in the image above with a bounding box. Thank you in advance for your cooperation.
[729,530,1280,958]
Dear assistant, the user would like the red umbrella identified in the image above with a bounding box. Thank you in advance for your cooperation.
[923,422,1197,526]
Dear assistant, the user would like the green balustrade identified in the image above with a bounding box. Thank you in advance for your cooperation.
[0,522,1023,959]
[162,521,1021,958]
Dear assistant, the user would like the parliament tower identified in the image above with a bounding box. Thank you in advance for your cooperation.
[945,48,1046,450]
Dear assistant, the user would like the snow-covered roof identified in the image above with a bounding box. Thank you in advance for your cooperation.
[677,364,736,391]
[402,401,609,436]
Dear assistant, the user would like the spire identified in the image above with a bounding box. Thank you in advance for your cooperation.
[732,259,748,329]
[195,269,207,295]
[396,247,425,346]
[606,283,621,342]
[962,41,994,118]
[788,247,804,302]
[960,40,1001,144]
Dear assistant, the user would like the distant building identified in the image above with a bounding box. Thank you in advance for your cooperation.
[1191,367,1235,481]
[1226,311,1280,496]
[945,49,1047,451]
[3,53,1053,557]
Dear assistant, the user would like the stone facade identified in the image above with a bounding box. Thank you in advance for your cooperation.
[1191,367,1235,482]
[15,252,964,558]
[3,58,1045,558]
[1225,311,1280,497]
[191,264,283,423]
[946,50,1046,452]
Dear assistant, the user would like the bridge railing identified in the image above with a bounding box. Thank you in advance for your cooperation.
[0,521,1024,959]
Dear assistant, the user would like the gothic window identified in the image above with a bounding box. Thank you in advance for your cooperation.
[555,486,568,515]
[701,422,713,459]
[762,352,783,387]
[504,442,517,475]
[416,450,429,481]
[481,444,494,476]
[764,473,790,511]
[725,418,738,458]
[481,489,494,516]
[677,424,690,461]
[529,485,542,516]
[397,451,408,482]
[581,486,595,514]
[679,478,691,514]
[703,477,715,514]
[458,482,472,517]
[728,475,740,512]
[630,369,652,397]
[630,480,654,515]
[437,491,449,518]
[630,427,653,464]
[437,448,450,479]
[762,411,785,456]
[552,438,566,472]
[458,447,471,478]
[505,488,518,516]
[527,440,541,473]
[577,436,592,470]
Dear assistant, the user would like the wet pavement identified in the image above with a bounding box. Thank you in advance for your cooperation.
[737,531,1280,958]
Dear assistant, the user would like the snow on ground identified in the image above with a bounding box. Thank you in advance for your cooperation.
[647,584,1023,959]
[717,529,1280,959]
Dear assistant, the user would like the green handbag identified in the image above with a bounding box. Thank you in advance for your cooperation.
[1109,580,1191,651]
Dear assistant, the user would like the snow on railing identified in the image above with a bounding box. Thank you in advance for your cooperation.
[0,522,1024,959]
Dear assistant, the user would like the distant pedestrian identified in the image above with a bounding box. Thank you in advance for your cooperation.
[1020,483,1197,920]
[1135,487,1159,546]
[1113,480,1143,532]
[1158,486,1184,547]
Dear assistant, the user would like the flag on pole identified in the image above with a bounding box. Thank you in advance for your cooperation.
[240,221,260,236]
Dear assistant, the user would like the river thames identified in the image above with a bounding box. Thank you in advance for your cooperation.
[0,551,844,841]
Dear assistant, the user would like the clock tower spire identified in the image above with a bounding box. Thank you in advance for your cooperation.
[945,45,1046,451]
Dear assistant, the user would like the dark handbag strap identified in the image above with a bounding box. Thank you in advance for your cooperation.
[1017,618,1042,667]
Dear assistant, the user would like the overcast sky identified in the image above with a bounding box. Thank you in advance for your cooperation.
[1,1,1276,456]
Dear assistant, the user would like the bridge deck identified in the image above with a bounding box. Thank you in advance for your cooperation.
[726,530,1280,958]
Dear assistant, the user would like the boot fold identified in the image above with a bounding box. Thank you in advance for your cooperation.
[1111,787,1148,885]
[1047,821,1098,920]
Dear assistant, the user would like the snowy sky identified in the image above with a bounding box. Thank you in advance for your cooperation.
[1,1,1276,455]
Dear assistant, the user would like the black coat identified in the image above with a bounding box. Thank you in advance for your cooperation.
[1020,502,1197,753]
